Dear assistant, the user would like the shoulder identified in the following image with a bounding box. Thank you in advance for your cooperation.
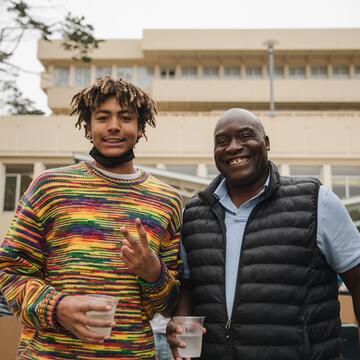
[25,163,86,199]
[145,173,182,208]
[279,175,321,186]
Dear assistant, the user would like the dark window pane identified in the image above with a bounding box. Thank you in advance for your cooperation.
[4,176,17,211]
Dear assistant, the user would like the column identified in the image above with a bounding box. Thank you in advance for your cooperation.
[279,163,290,176]
[0,162,5,212]
[322,164,332,189]
[33,162,45,177]
[197,164,208,178]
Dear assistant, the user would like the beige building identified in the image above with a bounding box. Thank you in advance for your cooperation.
[1,28,360,239]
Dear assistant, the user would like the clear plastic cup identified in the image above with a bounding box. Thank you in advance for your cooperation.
[86,295,119,336]
[173,316,205,358]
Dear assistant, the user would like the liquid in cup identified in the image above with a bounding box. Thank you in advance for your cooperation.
[86,295,118,336]
[173,316,205,358]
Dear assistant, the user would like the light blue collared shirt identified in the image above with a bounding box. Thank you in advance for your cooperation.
[181,176,360,318]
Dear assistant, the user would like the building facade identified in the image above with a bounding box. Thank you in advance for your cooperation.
[1,29,360,239]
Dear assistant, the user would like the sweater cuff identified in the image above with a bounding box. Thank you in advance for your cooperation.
[138,259,167,294]
[43,291,66,329]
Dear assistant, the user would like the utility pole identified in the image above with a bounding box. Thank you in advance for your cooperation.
[263,39,279,117]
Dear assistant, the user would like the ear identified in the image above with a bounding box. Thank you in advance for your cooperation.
[85,124,92,140]
[265,136,270,151]
[137,129,143,141]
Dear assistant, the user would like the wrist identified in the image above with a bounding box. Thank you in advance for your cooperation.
[140,257,162,282]
[139,258,165,286]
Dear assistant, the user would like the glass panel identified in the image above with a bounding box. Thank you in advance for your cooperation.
[245,66,262,78]
[160,67,176,79]
[53,67,69,87]
[137,67,154,87]
[20,175,32,195]
[181,66,198,78]
[96,66,112,79]
[290,165,322,181]
[4,164,34,211]
[333,65,349,78]
[355,66,360,78]
[224,66,241,78]
[4,175,17,211]
[332,166,360,176]
[289,66,306,78]
[203,66,219,78]
[165,165,197,176]
[349,178,360,197]
[117,66,133,81]
[346,203,360,225]
[75,67,91,87]
[6,164,33,173]
[274,66,284,78]
[310,65,327,78]
[332,178,346,199]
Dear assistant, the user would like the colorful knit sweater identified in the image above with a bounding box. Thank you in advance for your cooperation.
[0,162,182,359]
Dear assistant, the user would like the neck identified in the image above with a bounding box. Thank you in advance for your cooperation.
[94,160,137,175]
[226,174,268,208]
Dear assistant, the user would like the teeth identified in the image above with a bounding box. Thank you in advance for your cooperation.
[229,157,248,166]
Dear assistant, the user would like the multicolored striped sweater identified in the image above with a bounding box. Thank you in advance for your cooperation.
[0,162,182,359]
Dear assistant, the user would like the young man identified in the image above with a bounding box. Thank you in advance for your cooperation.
[168,108,360,360]
[0,77,182,359]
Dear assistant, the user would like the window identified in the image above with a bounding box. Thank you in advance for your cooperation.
[137,67,154,87]
[332,166,360,199]
[160,67,176,79]
[274,66,284,78]
[75,67,91,86]
[267,66,284,78]
[96,66,112,79]
[290,165,322,181]
[117,66,133,81]
[310,65,328,78]
[181,66,198,78]
[333,65,350,78]
[53,67,69,87]
[3,164,33,211]
[289,66,306,79]
[355,66,360,78]
[245,66,262,78]
[203,66,219,78]
[224,66,241,78]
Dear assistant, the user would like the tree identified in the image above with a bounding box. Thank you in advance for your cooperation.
[0,0,102,115]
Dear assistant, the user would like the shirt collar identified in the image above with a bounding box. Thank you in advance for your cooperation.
[214,173,270,212]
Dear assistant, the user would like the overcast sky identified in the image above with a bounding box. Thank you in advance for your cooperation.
[9,0,360,114]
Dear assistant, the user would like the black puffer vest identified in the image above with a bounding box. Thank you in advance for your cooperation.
[182,162,342,360]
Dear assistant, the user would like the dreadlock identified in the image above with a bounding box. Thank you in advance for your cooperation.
[70,76,157,139]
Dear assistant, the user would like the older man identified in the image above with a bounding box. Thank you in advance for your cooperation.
[168,108,360,360]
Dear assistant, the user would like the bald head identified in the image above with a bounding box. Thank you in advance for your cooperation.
[215,108,266,137]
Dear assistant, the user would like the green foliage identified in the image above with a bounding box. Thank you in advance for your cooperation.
[0,0,101,115]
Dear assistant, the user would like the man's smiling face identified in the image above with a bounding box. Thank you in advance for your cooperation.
[214,109,270,189]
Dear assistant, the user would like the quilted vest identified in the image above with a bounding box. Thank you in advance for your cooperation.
[182,162,342,360]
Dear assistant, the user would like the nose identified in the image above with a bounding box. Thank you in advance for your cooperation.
[226,138,243,153]
[107,115,121,132]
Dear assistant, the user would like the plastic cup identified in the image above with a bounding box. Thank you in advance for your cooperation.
[173,316,205,358]
[86,295,119,336]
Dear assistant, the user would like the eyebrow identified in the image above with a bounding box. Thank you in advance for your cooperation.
[95,109,130,115]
